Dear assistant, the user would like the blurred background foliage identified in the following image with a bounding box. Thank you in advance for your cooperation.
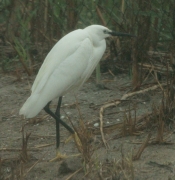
[0,0,175,87]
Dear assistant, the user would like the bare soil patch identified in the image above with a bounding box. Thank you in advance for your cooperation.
[1,73,175,180]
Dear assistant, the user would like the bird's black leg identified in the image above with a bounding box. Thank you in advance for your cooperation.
[44,98,82,160]
[44,98,74,149]
[54,97,62,148]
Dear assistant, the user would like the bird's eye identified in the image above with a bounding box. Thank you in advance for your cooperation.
[103,30,107,34]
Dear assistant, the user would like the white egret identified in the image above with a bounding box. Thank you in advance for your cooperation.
[19,25,134,160]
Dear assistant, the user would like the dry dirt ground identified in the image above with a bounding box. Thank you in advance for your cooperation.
[1,72,175,180]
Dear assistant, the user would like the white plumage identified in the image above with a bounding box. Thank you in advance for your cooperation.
[20,25,110,118]
[19,25,134,162]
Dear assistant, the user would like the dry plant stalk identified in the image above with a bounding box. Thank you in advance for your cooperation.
[133,133,152,160]
[138,63,173,73]
[0,157,2,179]
[120,104,137,137]
[155,118,164,143]
[120,153,135,180]
[66,96,94,172]
[74,117,93,166]
[152,89,174,144]
[104,146,134,180]
[132,41,139,89]
[20,126,31,162]
[96,6,106,26]
[24,152,47,178]
[66,0,78,31]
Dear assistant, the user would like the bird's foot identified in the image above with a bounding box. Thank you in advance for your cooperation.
[50,151,67,162]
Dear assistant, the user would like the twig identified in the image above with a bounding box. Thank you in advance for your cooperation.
[24,152,47,178]
[153,71,165,95]
[147,51,170,57]
[34,143,55,148]
[108,69,115,77]
[0,148,40,151]
[99,107,110,148]
[142,64,154,83]
[138,63,173,73]
[98,166,104,180]
[65,167,82,180]
[133,133,152,160]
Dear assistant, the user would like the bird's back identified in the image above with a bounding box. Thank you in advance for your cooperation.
[32,29,88,93]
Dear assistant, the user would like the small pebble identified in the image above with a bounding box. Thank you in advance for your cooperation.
[94,123,99,127]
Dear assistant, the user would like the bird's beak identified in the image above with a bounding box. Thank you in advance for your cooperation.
[110,31,136,37]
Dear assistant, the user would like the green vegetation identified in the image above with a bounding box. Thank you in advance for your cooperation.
[0,0,175,86]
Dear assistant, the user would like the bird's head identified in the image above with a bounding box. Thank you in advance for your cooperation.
[85,25,135,42]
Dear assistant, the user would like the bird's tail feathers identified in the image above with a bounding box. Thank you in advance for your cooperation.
[19,94,45,118]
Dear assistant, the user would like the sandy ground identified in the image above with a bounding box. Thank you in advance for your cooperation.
[1,72,175,180]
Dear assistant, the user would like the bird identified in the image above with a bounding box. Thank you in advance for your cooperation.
[19,25,135,161]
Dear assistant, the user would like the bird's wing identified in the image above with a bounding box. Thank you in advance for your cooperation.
[20,38,94,118]
[31,29,85,93]
[32,38,94,97]
[20,38,106,118]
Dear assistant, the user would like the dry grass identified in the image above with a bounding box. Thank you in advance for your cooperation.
[19,126,31,163]
[0,125,45,180]
[151,86,175,144]
[69,99,95,173]
[67,98,136,178]
[98,146,134,180]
